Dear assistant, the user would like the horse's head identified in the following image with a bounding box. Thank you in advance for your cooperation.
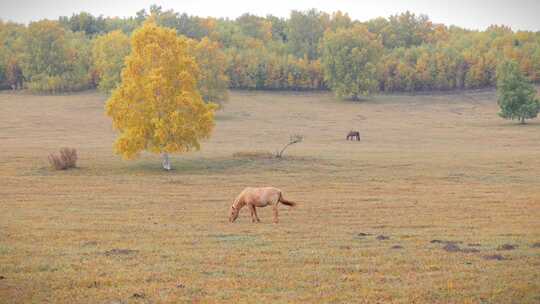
[229,203,239,223]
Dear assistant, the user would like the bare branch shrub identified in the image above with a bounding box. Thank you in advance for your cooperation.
[48,148,78,170]
[275,134,303,158]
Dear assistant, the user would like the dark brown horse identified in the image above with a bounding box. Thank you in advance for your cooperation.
[346,131,360,141]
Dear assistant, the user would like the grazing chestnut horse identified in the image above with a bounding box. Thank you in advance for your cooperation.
[347,130,361,141]
[229,187,296,223]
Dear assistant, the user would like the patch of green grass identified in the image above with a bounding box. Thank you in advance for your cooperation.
[209,234,257,242]
[0,244,10,255]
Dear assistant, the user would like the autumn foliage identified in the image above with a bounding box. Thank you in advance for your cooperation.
[105,22,216,166]
[1,7,540,98]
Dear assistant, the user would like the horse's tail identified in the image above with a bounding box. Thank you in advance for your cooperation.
[278,192,296,207]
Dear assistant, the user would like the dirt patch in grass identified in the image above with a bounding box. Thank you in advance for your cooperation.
[356,232,372,237]
[483,254,506,261]
[103,249,138,256]
[131,292,146,299]
[442,243,461,252]
[430,239,463,244]
[436,241,480,253]
[497,244,518,251]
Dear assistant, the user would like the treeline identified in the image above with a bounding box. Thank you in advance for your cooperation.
[1,6,540,96]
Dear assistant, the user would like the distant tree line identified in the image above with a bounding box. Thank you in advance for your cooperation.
[1,6,540,99]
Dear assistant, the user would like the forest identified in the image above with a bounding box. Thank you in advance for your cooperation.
[1,5,539,98]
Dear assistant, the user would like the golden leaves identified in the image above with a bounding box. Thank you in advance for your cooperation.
[105,22,215,160]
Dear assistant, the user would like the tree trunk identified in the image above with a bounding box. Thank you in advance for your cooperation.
[161,153,172,171]
[520,117,526,124]
[276,143,291,158]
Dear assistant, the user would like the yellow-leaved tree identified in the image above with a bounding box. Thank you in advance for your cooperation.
[105,22,216,170]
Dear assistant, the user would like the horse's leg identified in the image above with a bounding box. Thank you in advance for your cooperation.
[253,207,260,222]
[273,203,279,223]
[248,204,256,223]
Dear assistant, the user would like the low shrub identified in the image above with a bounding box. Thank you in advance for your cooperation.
[48,147,78,170]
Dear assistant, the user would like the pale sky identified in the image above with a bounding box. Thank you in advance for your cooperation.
[1,0,539,31]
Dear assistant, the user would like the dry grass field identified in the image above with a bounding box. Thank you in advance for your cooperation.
[1,89,540,303]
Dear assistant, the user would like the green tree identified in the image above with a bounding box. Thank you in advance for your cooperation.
[379,12,433,49]
[59,12,106,36]
[105,22,216,170]
[102,15,142,34]
[92,30,130,93]
[322,25,382,100]
[5,57,24,89]
[236,14,272,41]
[266,15,288,42]
[20,21,68,80]
[189,37,229,105]
[0,21,25,89]
[329,11,352,31]
[287,9,329,60]
[496,60,540,124]
[20,20,92,92]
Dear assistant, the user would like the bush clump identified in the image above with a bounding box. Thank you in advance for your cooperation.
[48,147,78,170]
